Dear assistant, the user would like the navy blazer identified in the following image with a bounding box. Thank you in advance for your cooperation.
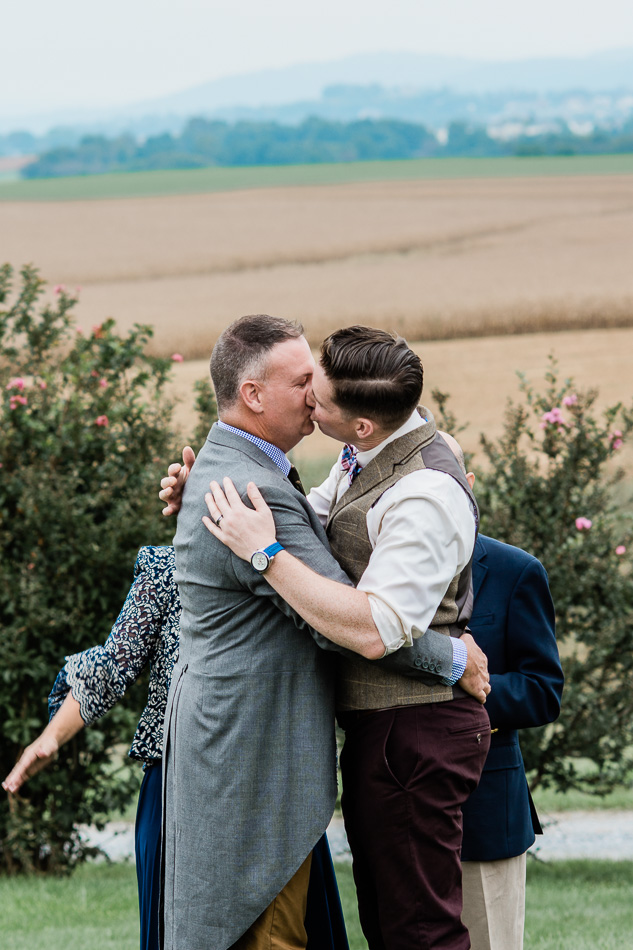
[460,535,564,862]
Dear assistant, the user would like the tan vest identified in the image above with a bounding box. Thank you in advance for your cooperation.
[327,409,478,712]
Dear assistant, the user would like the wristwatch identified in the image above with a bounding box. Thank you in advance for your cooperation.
[250,542,284,573]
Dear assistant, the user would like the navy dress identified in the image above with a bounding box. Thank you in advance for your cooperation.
[49,546,349,950]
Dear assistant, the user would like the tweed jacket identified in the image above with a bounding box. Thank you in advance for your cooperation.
[162,424,355,950]
[327,415,479,711]
[461,535,564,861]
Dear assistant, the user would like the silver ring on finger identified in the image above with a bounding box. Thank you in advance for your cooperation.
[215,514,224,527]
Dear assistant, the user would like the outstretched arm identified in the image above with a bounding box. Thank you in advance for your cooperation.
[5,548,175,793]
[3,694,84,793]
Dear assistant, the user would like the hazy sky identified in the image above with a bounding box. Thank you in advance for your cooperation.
[3,0,633,117]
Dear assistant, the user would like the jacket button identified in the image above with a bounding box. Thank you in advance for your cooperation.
[414,657,422,667]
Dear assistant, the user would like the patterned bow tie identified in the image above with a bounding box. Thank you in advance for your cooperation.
[341,443,362,485]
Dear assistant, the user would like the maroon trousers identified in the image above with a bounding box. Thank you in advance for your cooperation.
[339,698,490,950]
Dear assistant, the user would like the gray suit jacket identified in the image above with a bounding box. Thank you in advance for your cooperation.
[162,425,354,949]
[162,424,456,948]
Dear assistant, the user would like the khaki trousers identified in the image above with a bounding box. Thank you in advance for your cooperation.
[230,853,313,950]
[461,852,527,950]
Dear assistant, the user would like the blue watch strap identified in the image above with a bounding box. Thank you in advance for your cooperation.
[263,542,284,558]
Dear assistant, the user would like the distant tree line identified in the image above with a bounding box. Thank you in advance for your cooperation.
[21,115,633,178]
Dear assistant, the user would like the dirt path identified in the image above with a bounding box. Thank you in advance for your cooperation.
[82,810,633,864]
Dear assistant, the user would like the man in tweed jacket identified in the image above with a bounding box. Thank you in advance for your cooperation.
[162,316,490,950]
[200,326,492,950]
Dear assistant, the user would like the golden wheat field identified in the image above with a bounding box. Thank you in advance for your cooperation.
[2,173,633,358]
[2,170,632,469]
[166,328,633,471]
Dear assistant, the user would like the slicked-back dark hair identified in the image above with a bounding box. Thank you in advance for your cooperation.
[211,314,304,411]
[319,325,423,428]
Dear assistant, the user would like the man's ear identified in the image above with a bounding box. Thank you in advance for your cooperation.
[354,417,376,440]
[466,472,476,490]
[239,379,264,414]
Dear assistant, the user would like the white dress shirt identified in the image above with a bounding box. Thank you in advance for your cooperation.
[307,411,476,660]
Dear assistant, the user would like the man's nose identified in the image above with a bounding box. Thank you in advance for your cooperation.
[306,387,316,409]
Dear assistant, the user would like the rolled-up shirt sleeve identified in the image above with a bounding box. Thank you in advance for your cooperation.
[357,471,476,655]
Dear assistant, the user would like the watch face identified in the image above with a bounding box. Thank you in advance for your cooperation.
[251,551,269,573]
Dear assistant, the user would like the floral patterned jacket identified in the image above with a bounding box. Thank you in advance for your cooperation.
[48,546,180,766]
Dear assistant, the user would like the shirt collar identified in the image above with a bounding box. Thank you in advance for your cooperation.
[217,421,291,476]
[355,409,426,469]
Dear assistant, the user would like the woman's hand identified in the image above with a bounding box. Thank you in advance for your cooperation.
[203,478,277,561]
[3,694,84,794]
[3,735,60,793]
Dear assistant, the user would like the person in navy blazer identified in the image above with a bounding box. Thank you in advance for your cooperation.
[461,532,564,950]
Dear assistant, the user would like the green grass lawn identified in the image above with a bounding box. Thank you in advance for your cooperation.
[530,758,633,813]
[532,781,633,813]
[1,154,632,202]
[0,862,139,950]
[524,860,633,950]
[2,859,633,949]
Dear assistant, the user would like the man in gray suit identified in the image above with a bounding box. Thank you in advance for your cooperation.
[161,316,489,950]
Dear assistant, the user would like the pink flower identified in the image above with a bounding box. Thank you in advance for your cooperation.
[541,407,567,427]
[612,439,623,450]
[27,563,35,570]
[53,284,66,295]
[575,517,593,531]
[612,429,623,438]
[90,370,99,377]
[39,380,47,390]
[92,324,104,338]
[10,394,27,408]
[171,353,184,363]
[0,462,3,468]
[616,545,626,556]
[6,377,25,391]
[76,327,84,335]
[99,378,108,388]
[562,394,578,407]
[95,415,109,427]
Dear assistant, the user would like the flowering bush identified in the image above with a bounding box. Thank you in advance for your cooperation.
[0,265,214,873]
[439,358,633,795]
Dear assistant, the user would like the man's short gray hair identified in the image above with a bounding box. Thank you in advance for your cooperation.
[438,430,467,475]
[211,314,304,412]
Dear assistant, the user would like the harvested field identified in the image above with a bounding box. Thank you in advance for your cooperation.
[168,327,633,473]
[1,173,633,356]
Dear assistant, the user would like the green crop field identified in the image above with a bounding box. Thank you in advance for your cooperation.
[1,153,632,202]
